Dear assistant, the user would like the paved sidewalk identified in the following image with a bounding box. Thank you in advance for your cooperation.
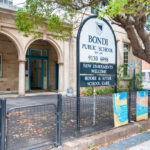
[129,140,150,150]
[99,131,150,150]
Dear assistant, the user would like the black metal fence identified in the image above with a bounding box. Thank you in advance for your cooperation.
[62,97,77,141]
[6,104,57,150]
[0,99,6,150]
[128,91,150,122]
[0,95,62,150]
[128,91,137,122]
[80,96,113,130]
[0,91,150,150]
[62,95,113,141]
[61,91,150,141]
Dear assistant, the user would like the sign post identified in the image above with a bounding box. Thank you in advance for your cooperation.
[77,15,117,131]
[93,87,96,125]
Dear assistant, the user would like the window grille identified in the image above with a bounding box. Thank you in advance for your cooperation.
[123,44,129,77]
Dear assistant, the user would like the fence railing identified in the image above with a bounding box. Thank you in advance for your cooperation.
[128,90,137,122]
[0,99,6,150]
[62,95,114,140]
[61,91,150,141]
[7,104,57,150]
[0,91,150,149]
[0,95,62,150]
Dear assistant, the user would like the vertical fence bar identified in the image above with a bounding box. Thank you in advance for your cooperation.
[0,98,6,150]
[128,88,131,123]
[57,94,62,146]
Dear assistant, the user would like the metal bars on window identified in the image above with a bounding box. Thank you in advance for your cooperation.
[123,44,129,77]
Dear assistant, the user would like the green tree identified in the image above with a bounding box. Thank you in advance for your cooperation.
[16,0,150,63]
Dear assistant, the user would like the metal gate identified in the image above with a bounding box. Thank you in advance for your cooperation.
[0,99,6,150]
[0,95,62,150]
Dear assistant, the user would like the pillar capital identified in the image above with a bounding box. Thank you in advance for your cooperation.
[58,61,64,65]
[58,62,64,92]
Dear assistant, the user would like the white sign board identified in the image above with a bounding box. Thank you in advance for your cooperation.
[79,17,116,64]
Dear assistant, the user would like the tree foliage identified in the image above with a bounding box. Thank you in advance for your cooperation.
[16,0,150,63]
[102,0,150,63]
[16,0,102,39]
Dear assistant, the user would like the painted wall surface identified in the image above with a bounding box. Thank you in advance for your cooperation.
[142,60,150,90]
[136,91,148,121]
[113,92,128,127]
[142,60,150,70]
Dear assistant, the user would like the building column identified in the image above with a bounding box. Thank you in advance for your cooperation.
[18,60,26,96]
[63,41,70,91]
[58,62,64,92]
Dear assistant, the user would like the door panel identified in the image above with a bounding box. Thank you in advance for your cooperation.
[31,59,42,89]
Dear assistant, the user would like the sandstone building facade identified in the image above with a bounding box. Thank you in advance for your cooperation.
[0,3,141,96]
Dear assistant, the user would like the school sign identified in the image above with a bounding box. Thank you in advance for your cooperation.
[77,15,117,91]
[76,15,117,130]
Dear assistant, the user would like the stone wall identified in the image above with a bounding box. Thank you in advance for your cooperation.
[0,34,18,92]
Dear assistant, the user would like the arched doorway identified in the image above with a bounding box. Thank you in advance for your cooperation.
[25,40,59,92]
[0,33,19,93]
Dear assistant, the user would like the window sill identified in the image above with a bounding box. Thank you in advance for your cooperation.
[0,78,7,82]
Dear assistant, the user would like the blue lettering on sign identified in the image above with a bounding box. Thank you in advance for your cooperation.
[82,44,97,50]
[88,35,108,46]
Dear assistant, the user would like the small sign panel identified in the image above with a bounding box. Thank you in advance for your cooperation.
[66,88,74,97]
[80,63,116,74]
[80,75,115,87]
[136,91,148,121]
[113,93,128,127]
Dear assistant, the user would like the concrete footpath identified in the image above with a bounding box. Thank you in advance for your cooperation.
[130,140,150,150]
[99,130,150,150]
[63,119,150,150]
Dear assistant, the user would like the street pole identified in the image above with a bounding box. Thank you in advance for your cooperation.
[93,87,96,125]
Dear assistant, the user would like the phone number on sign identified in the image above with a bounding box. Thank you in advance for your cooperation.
[88,55,108,62]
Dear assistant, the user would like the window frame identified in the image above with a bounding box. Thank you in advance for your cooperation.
[142,72,146,82]
[123,43,129,77]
